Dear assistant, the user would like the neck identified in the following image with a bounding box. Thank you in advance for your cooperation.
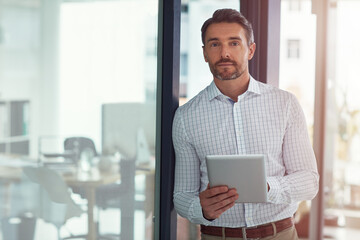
[214,72,250,102]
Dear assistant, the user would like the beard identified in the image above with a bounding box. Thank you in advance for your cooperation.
[209,59,244,81]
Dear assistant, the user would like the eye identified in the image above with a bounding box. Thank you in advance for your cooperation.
[210,42,219,47]
[230,41,240,46]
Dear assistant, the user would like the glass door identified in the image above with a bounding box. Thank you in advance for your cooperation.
[0,0,158,239]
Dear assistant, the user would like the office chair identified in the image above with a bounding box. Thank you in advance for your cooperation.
[63,137,97,164]
[38,136,98,215]
[62,137,98,200]
[39,136,97,166]
[95,158,145,240]
[0,167,83,240]
[23,167,84,240]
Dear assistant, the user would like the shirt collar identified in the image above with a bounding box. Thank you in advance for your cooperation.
[247,76,262,95]
[207,81,223,101]
[207,76,262,101]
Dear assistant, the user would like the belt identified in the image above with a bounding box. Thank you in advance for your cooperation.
[201,217,294,238]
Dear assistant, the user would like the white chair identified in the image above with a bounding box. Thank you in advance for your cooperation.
[22,167,84,240]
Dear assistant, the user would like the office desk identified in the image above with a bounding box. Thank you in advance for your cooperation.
[63,168,120,240]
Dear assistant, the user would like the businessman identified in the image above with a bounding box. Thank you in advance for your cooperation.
[172,9,319,240]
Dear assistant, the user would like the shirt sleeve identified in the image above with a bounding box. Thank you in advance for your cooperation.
[172,108,213,225]
[267,94,319,204]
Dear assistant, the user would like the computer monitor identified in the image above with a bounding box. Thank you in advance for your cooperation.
[101,102,156,163]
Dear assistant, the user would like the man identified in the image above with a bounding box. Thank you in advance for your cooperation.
[172,8,319,240]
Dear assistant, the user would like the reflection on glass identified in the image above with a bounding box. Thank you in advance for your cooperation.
[0,0,158,239]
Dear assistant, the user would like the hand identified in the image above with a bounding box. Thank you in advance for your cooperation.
[199,184,238,220]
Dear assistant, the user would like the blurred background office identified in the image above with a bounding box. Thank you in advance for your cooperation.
[1,0,360,239]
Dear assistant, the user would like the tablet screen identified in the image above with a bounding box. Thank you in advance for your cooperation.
[206,154,267,203]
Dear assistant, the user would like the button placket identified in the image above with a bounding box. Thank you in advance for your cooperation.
[233,101,245,154]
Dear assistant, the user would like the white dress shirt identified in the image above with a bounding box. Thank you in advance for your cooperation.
[172,77,319,227]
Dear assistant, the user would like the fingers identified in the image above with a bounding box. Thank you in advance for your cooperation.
[208,200,236,219]
[201,185,228,198]
[200,186,238,220]
[208,191,238,211]
[204,193,238,219]
[205,188,237,206]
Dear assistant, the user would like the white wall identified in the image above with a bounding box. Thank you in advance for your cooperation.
[0,0,159,157]
[59,0,158,151]
[0,0,61,157]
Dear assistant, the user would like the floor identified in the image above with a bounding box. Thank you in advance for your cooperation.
[0,208,147,240]
[2,210,360,240]
[323,226,360,240]
[297,226,360,240]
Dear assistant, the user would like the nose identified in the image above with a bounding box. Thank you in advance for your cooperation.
[221,46,230,59]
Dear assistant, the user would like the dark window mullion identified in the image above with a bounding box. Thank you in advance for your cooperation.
[154,0,181,239]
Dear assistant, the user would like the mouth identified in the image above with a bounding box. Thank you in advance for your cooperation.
[217,63,234,67]
[216,61,236,67]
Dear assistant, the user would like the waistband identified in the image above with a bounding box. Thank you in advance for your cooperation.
[200,217,294,238]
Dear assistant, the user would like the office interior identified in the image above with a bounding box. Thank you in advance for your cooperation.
[0,0,359,239]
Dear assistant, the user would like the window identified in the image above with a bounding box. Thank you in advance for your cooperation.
[289,0,302,11]
[323,1,360,238]
[0,0,159,239]
[281,0,360,238]
[279,0,316,237]
[287,39,301,59]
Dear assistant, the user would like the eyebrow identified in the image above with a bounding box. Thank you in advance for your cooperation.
[207,38,219,43]
[206,36,242,43]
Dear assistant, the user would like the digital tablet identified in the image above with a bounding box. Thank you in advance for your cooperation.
[206,154,267,203]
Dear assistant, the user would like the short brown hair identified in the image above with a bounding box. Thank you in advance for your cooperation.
[201,9,254,46]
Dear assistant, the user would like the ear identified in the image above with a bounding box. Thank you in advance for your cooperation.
[248,43,256,60]
[202,46,208,62]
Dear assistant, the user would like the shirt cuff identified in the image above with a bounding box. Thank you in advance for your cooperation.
[192,197,214,226]
[267,177,281,203]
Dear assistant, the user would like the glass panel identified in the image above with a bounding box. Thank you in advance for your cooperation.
[279,0,316,238]
[178,1,239,239]
[0,0,158,239]
[323,1,360,239]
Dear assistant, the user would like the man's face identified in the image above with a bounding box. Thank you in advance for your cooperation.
[203,22,255,81]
